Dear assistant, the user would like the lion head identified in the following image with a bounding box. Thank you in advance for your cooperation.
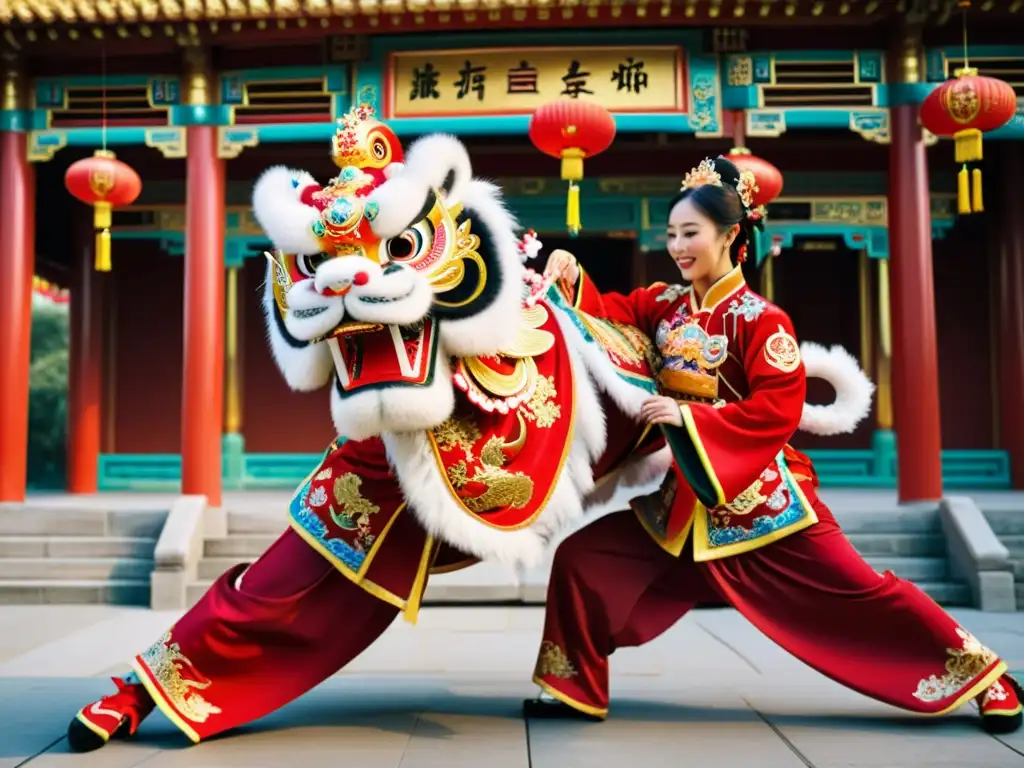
[253,105,525,441]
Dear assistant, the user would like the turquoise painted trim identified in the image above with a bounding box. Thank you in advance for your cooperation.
[98,452,332,491]
[169,104,233,127]
[0,111,26,132]
[721,85,758,110]
[887,82,937,107]
[763,222,889,260]
[97,448,1011,491]
[355,30,709,136]
[256,123,345,142]
[30,127,152,146]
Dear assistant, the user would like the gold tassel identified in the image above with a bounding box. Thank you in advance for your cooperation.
[954,128,983,164]
[957,166,971,215]
[95,229,111,272]
[566,182,581,237]
[972,167,984,213]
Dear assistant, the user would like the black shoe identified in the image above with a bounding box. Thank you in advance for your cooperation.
[67,716,113,753]
[523,697,604,722]
[981,675,1024,735]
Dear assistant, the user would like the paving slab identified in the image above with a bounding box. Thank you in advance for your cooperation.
[2,606,1024,766]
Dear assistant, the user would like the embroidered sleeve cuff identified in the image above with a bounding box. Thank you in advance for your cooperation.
[661,404,727,510]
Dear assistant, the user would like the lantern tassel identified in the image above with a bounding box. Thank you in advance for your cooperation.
[954,128,983,164]
[95,229,112,272]
[957,165,971,215]
[971,167,984,213]
[566,182,581,238]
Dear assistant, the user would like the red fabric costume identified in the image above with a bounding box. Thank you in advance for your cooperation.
[532,265,1022,731]
[67,107,667,752]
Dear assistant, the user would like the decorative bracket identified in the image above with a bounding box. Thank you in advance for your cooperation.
[145,127,187,159]
[27,130,67,163]
[218,125,259,159]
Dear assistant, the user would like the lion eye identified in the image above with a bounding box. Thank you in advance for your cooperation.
[297,252,332,278]
[385,229,423,262]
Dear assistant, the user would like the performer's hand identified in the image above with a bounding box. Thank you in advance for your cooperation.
[640,396,683,427]
[544,249,580,286]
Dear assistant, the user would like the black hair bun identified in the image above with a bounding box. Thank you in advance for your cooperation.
[713,156,742,189]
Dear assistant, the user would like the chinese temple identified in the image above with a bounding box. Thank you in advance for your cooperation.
[2,0,1023,510]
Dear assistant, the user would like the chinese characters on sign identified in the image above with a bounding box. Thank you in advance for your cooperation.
[390,46,685,118]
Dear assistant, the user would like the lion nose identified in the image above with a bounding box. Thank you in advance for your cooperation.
[353,271,370,286]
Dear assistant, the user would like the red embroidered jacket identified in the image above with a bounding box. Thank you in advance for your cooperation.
[563,265,821,561]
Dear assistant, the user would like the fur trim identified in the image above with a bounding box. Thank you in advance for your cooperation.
[252,166,323,256]
[436,179,525,358]
[583,446,671,508]
[546,298,652,421]
[329,353,456,441]
[261,264,334,392]
[365,134,474,240]
[382,322,608,567]
[799,341,875,436]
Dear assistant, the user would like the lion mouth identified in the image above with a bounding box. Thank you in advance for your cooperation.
[326,318,438,393]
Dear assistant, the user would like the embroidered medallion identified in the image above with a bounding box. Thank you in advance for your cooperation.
[912,628,998,703]
[139,630,222,724]
[764,324,801,373]
[657,321,729,402]
[536,641,578,679]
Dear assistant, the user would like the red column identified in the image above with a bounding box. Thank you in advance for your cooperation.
[67,213,104,493]
[887,104,944,501]
[0,129,35,502]
[181,124,225,507]
[998,144,1024,488]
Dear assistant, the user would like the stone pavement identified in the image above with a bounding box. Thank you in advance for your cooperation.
[2,606,1024,767]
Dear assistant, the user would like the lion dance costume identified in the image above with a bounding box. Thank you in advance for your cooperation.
[66,110,923,752]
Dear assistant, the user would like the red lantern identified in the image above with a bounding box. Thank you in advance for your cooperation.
[919,68,1016,215]
[528,99,616,236]
[65,150,143,271]
[726,148,784,209]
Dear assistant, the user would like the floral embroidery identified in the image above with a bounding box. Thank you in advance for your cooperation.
[706,460,812,549]
[655,284,688,304]
[912,628,998,703]
[536,641,578,679]
[523,375,562,428]
[139,630,222,724]
[724,293,767,336]
[982,680,1009,706]
[314,467,333,481]
[766,486,789,511]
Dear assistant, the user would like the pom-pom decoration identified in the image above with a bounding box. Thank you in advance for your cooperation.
[65,150,143,272]
[528,100,616,237]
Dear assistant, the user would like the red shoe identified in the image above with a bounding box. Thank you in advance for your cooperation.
[67,677,155,752]
[978,675,1023,734]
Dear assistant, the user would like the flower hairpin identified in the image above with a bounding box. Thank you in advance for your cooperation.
[680,158,722,192]
[736,170,758,211]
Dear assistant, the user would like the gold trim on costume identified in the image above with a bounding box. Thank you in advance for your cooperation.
[536,641,579,679]
[913,628,1000,704]
[678,404,728,508]
[531,675,609,719]
[691,462,819,561]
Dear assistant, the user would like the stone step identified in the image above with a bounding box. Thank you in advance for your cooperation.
[205,534,278,559]
[198,557,238,581]
[226,512,288,536]
[981,510,1024,536]
[846,533,946,558]
[0,557,154,581]
[863,557,949,582]
[0,507,166,538]
[829,508,941,534]
[0,579,149,605]
[0,535,156,559]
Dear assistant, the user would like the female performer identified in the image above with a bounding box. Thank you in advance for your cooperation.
[527,155,1021,734]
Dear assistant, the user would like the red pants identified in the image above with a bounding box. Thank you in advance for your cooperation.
[133,528,399,743]
[534,503,1006,718]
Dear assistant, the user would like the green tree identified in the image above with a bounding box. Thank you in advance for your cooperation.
[27,299,70,489]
